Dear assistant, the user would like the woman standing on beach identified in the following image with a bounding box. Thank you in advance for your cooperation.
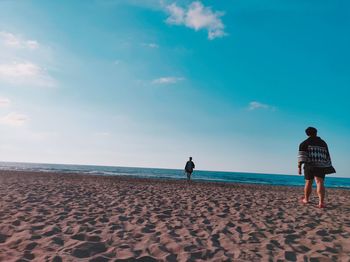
[298,127,336,208]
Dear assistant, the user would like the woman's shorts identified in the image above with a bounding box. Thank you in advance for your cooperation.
[304,167,326,180]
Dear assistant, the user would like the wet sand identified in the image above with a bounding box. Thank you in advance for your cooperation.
[0,171,349,261]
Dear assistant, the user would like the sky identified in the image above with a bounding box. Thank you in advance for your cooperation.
[0,0,349,177]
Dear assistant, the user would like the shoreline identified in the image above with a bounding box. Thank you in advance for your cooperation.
[0,170,349,261]
[0,168,349,190]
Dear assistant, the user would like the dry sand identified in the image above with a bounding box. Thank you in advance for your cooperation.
[0,171,349,262]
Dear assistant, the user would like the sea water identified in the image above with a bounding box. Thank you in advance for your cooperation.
[0,161,349,189]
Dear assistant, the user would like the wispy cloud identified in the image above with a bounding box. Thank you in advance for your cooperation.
[0,31,56,87]
[165,1,227,40]
[248,101,276,111]
[0,62,55,87]
[0,97,11,107]
[141,43,159,48]
[0,31,39,50]
[152,76,185,84]
[0,112,29,126]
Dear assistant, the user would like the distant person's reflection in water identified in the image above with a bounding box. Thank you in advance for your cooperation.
[185,157,195,182]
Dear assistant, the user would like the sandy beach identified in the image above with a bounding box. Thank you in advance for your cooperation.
[0,171,349,261]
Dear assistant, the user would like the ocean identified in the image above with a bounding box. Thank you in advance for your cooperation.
[0,161,349,189]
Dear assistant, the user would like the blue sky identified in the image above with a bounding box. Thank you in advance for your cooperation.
[0,0,349,176]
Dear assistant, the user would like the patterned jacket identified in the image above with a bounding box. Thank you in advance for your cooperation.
[298,136,336,174]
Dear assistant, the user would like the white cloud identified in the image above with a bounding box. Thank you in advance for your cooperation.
[0,112,29,126]
[167,3,186,24]
[165,1,226,40]
[152,76,185,84]
[0,31,56,87]
[0,97,11,107]
[248,101,276,111]
[0,62,55,87]
[0,31,39,50]
[141,43,159,48]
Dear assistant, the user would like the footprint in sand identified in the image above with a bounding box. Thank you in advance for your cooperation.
[316,229,328,236]
[99,216,109,223]
[285,251,297,261]
[31,224,45,231]
[141,224,156,233]
[24,242,38,251]
[71,233,86,241]
[0,234,8,243]
[30,234,41,240]
[297,245,311,253]
[12,220,21,226]
[43,226,61,237]
[87,235,101,242]
[165,253,177,262]
[22,251,35,260]
[89,256,110,262]
[270,239,283,249]
[189,250,207,261]
[285,234,300,244]
[324,246,339,254]
[266,243,274,251]
[71,241,107,258]
[137,255,158,261]
[119,215,129,222]
[52,236,64,246]
[51,255,63,262]
[210,234,220,247]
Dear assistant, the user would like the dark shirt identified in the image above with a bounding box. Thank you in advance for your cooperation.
[185,161,195,173]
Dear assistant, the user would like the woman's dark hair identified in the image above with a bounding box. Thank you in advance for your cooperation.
[305,127,317,137]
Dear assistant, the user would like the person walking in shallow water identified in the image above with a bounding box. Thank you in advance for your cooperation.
[298,127,336,208]
[185,157,195,181]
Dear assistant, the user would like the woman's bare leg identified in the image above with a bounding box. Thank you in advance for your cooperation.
[303,179,313,203]
[315,177,325,206]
